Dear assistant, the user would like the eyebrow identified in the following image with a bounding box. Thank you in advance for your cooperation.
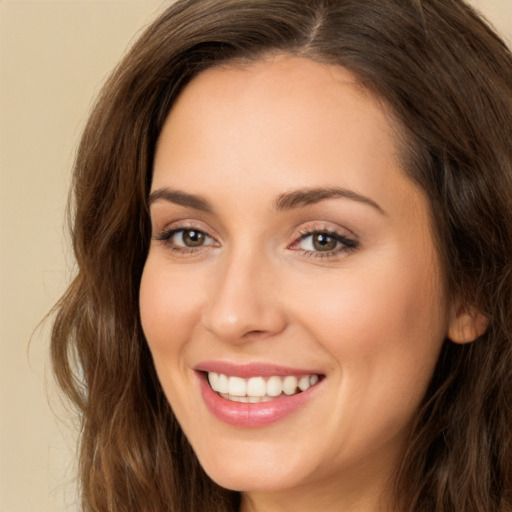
[148,186,386,215]
[148,188,213,212]
[275,187,386,215]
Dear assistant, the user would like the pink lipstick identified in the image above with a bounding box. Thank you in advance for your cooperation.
[195,362,324,427]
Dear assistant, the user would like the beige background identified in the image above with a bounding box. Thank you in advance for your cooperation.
[0,1,510,511]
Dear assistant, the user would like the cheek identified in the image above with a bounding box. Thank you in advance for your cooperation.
[139,257,209,422]
[291,250,447,405]
[297,257,444,339]
[139,256,203,358]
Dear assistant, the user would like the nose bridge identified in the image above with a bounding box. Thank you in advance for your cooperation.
[201,242,285,342]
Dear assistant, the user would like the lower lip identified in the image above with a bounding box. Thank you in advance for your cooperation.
[198,373,322,427]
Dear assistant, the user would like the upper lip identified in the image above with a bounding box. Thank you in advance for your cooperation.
[194,361,324,378]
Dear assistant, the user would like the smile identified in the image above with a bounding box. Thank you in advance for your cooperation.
[208,372,320,403]
[196,365,325,427]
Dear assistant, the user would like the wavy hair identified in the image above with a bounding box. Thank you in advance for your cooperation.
[51,1,512,510]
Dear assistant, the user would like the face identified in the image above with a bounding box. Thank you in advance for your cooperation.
[140,56,454,508]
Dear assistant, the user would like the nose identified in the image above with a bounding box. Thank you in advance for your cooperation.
[201,249,287,343]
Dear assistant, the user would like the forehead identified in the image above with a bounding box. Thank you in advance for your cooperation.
[160,55,397,151]
[153,55,423,222]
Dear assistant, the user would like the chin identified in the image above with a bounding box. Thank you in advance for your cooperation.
[196,448,310,493]
[207,470,302,494]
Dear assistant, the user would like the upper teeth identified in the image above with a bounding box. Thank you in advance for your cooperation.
[208,372,320,398]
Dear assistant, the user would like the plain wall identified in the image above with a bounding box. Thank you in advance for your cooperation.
[0,1,511,511]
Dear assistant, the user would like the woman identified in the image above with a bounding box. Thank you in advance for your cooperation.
[51,0,512,511]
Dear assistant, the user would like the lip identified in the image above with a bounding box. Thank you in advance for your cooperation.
[195,363,324,428]
[194,360,322,378]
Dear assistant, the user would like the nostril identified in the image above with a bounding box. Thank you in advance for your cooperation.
[240,329,273,340]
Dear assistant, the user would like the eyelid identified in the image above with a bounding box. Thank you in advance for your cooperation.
[153,219,217,239]
[151,219,358,258]
[159,228,216,245]
[291,221,357,242]
[152,220,220,253]
[288,222,359,258]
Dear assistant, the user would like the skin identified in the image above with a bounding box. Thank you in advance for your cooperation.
[140,55,466,512]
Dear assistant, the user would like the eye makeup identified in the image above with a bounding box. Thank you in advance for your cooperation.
[152,219,359,261]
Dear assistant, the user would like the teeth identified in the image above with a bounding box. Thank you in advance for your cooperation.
[219,393,274,403]
[228,376,247,397]
[207,372,321,401]
[283,376,298,395]
[208,372,219,391]
[208,372,230,394]
[298,375,311,391]
[266,376,282,396]
[247,376,266,397]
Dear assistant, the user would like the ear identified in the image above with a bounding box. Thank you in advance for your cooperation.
[447,302,489,344]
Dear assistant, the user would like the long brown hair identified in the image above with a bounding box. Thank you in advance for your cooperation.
[51,1,512,510]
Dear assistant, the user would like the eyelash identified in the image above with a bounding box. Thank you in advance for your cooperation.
[292,226,359,259]
[154,224,217,254]
[153,224,359,259]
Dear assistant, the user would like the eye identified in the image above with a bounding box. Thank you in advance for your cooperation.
[155,227,217,252]
[299,232,341,252]
[172,229,209,247]
[291,227,358,259]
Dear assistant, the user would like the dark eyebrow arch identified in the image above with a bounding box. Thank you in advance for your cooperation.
[148,188,213,213]
[148,186,385,216]
[274,186,386,215]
